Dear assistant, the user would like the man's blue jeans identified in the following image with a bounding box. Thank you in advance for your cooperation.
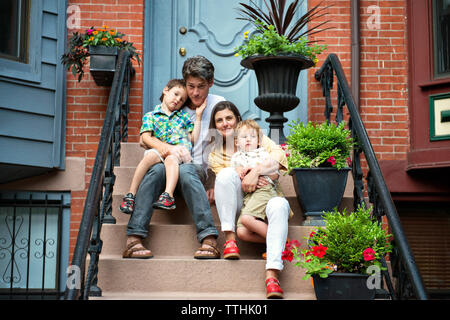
[126,162,218,243]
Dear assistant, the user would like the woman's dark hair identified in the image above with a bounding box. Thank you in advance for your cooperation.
[209,101,242,130]
[208,101,242,148]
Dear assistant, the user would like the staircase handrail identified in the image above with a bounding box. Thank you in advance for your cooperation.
[315,53,427,300]
[65,50,131,300]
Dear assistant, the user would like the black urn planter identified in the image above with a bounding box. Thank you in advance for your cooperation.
[241,54,314,144]
[89,46,118,86]
[313,273,376,300]
[290,167,350,226]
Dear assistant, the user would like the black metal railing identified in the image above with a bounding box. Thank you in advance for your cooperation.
[0,192,68,299]
[64,50,132,300]
[315,53,428,300]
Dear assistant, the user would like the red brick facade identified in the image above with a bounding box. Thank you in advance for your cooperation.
[65,0,410,257]
[66,0,145,256]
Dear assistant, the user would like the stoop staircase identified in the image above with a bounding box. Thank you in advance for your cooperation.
[91,142,356,300]
[67,52,427,300]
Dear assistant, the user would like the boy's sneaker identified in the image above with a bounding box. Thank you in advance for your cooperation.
[152,192,176,210]
[120,193,135,214]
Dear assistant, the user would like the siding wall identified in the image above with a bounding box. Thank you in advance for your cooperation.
[0,0,67,182]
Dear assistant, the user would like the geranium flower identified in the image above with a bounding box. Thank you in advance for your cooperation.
[312,244,327,258]
[327,156,336,166]
[363,247,375,261]
[347,157,352,166]
[282,249,293,262]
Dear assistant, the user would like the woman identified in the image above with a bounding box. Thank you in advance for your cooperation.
[207,101,291,299]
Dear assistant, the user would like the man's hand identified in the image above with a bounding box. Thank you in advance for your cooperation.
[168,145,192,163]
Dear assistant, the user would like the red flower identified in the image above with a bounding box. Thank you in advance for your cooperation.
[363,248,375,261]
[281,240,301,262]
[312,244,327,258]
[346,157,352,166]
[327,156,336,166]
[309,231,316,238]
[282,249,293,262]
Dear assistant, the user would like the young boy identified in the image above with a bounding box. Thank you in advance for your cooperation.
[120,78,206,213]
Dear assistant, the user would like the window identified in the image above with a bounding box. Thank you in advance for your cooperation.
[0,0,29,63]
[0,192,70,299]
[433,0,450,78]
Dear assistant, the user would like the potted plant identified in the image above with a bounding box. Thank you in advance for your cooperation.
[61,25,141,86]
[234,0,331,143]
[284,120,354,225]
[283,205,393,300]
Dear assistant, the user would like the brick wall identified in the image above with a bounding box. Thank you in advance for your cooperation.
[309,0,409,162]
[66,0,145,258]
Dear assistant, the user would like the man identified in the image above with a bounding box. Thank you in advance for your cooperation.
[123,56,225,259]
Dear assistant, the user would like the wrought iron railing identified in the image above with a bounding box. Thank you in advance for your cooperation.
[0,192,69,299]
[315,53,428,300]
[64,50,132,300]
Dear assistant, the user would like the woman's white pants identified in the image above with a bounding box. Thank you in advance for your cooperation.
[214,167,290,270]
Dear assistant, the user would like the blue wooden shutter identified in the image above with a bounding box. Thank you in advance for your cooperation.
[0,0,67,183]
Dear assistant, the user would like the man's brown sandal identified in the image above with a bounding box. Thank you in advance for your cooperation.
[194,239,220,259]
[122,240,153,259]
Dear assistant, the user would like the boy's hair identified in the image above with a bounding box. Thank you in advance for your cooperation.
[182,56,215,82]
[160,78,186,102]
[235,119,264,145]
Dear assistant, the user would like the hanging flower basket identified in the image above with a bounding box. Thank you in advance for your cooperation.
[88,45,118,86]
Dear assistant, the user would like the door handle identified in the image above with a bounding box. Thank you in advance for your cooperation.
[179,47,186,56]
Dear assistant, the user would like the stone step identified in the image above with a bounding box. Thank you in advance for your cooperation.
[108,193,354,227]
[100,224,314,257]
[95,256,315,296]
[113,165,300,197]
[91,291,315,300]
[92,142,355,300]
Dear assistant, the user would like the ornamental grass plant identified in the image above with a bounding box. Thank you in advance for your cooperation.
[285,121,354,171]
[283,205,393,279]
[234,0,331,62]
[61,25,141,82]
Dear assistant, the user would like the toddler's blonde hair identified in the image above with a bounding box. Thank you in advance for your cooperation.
[235,119,264,145]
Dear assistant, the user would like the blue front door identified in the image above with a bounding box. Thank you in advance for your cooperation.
[144,0,308,136]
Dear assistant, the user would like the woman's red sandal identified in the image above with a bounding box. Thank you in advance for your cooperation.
[265,277,284,299]
[223,239,240,260]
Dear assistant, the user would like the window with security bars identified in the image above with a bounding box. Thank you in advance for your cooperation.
[0,192,70,299]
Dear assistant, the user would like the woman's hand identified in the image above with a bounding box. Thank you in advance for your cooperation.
[206,188,215,204]
[256,176,270,188]
[241,168,260,193]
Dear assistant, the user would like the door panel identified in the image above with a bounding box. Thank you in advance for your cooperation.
[146,0,308,135]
